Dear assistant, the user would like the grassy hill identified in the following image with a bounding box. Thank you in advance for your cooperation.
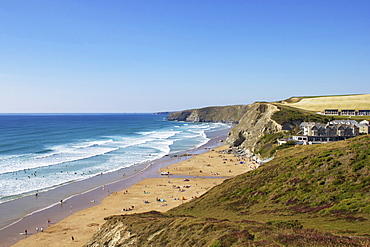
[170,135,370,233]
[169,135,370,235]
[86,135,370,246]
[277,94,370,112]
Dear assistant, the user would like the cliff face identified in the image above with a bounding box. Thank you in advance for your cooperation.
[226,103,282,156]
[167,105,249,123]
[167,103,284,156]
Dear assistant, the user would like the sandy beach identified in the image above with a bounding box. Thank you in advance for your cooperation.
[10,145,254,247]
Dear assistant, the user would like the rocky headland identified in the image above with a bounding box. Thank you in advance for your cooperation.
[168,101,332,158]
[166,105,249,123]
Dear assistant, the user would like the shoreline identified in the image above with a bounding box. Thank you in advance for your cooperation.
[12,139,253,247]
[0,128,232,247]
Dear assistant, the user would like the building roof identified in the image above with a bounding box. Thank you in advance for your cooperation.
[330,120,358,125]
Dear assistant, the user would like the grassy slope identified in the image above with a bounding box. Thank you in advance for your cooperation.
[88,136,370,246]
[94,211,369,247]
[168,135,370,236]
[278,94,370,112]
[271,104,334,126]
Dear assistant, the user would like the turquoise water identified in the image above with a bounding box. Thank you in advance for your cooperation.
[0,114,229,204]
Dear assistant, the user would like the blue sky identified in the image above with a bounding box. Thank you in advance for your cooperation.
[0,1,369,113]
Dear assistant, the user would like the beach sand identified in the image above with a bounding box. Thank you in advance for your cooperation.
[159,146,254,177]
[12,145,254,246]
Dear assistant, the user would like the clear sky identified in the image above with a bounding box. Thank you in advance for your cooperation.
[0,1,369,113]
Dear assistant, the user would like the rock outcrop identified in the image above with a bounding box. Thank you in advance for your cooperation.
[167,105,249,123]
[168,102,285,157]
[226,103,282,156]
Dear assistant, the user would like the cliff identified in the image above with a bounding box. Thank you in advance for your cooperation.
[168,102,332,158]
[166,105,249,123]
[226,103,282,156]
[167,103,284,157]
[226,102,334,157]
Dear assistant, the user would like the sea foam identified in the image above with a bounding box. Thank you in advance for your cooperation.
[0,114,230,203]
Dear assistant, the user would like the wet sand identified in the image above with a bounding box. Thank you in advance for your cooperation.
[0,129,232,246]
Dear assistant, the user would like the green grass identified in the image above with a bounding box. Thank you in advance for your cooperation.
[168,135,370,237]
[86,135,370,246]
[271,104,334,125]
[87,211,370,246]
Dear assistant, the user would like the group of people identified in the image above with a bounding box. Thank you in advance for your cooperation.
[121,205,135,211]
[23,220,49,235]
[35,226,44,232]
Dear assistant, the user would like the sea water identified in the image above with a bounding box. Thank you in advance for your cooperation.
[0,114,229,205]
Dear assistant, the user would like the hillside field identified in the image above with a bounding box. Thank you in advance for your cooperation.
[278,94,370,112]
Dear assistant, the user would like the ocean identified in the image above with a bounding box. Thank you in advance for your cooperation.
[0,113,230,230]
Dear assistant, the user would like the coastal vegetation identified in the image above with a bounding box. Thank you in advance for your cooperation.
[271,104,334,127]
[171,135,370,223]
[256,132,291,157]
[86,135,370,246]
